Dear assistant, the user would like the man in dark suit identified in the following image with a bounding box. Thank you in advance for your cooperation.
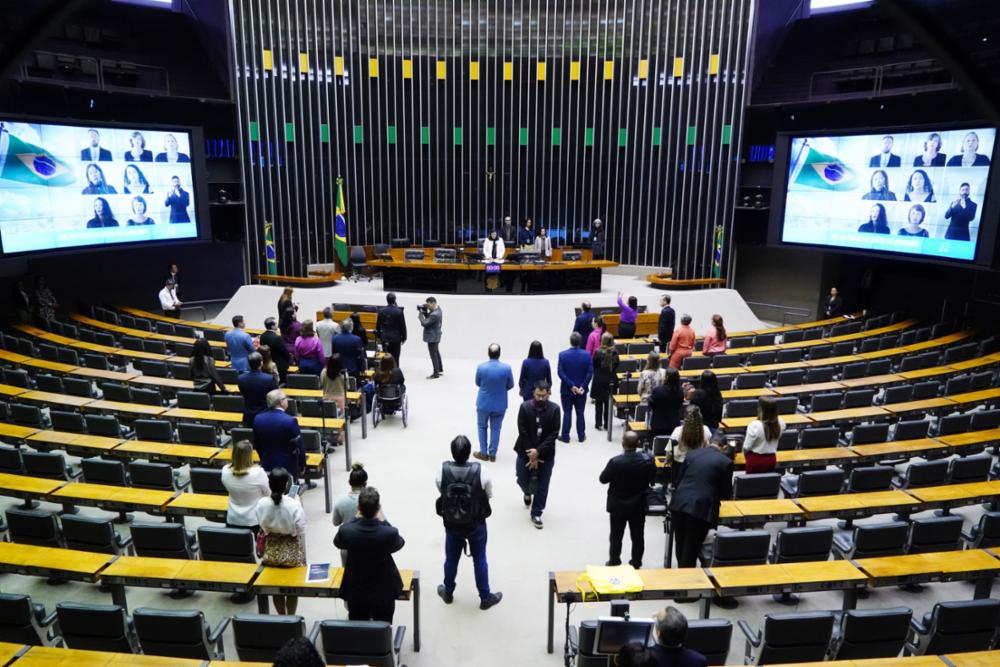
[668,439,733,568]
[334,487,405,623]
[252,388,304,478]
[375,292,407,364]
[657,294,676,355]
[869,135,901,168]
[649,607,709,667]
[81,129,112,162]
[331,318,367,379]
[557,332,593,443]
[259,317,291,384]
[599,431,656,568]
[573,302,595,339]
[237,353,278,427]
[514,380,561,529]
[944,183,978,241]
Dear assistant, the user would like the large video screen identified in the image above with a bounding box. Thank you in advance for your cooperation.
[781,128,995,261]
[0,120,199,254]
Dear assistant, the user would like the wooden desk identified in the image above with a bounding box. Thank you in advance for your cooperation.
[947,388,1000,405]
[19,391,94,409]
[0,383,29,398]
[83,400,168,417]
[0,642,25,666]
[0,541,110,582]
[20,359,79,374]
[722,413,812,430]
[27,431,123,457]
[0,472,65,502]
[100,556,259,611]
[114,440,221,465]
[806,406,889,425]
[795,490,920,520]
[881,398,956,417]
[16,645,204,667]
[899,366,958,381]
[164,492,228,520]
[162,407,243,425]
[747,447,860,469]
[839,373,905,388]
[50,482,175,514]
[946,650,1000,667]
[855,549,1000,597]
[67,367,137,383]
[708,560,867,604]
[0,423,39,440]
[849,438,949,464]
[724,499,804,526]
[937,427,1000,449]
[906,481,1000,509]
[773,382,844,396]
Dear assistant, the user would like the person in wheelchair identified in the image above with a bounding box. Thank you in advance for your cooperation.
[372,353,407,420]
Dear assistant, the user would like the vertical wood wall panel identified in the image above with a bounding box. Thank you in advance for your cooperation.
[230,0,754,280]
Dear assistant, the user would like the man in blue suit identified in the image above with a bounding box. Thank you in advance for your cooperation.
[81,129,112,162]
[237,353,278,427]
[473,343,515,462]
[557,332,593,443]
[573,302,595,339]
[225,315,255,373]
[331,318,367,379]
[253,388,305,479]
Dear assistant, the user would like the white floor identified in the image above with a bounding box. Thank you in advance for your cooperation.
[3,280,986,666]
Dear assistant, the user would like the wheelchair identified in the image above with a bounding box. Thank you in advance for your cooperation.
[372,382,408,428]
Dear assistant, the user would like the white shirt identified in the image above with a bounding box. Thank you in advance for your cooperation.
[435,462,494,498]
[880,153,890,168]
[255,494,307,538]
[158,286,179,311]
[533,235,552,257]
[482,237,505,260]
[668,425,712,463]
[742,418,786,455]
[315,318,340,357]
[221,465,270,526]
[89,146,100,161]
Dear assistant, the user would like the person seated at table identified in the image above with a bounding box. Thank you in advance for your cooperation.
[649,606,709,667]
[189,337,227,395]
[649,367,684,438]
[256,467,307,615]
[742,396,784,474]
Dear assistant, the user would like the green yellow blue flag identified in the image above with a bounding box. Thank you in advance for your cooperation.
[712,225,724,279]
[0,129,75,187]
[335,177,348,267]
[792,142,858,191]
[264,221,277,275]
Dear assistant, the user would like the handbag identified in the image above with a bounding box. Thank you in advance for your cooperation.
[262,532,304,567]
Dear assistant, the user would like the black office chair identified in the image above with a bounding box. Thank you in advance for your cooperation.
[832,341,856,356]
[944,375,972,396]
[799,427,839,449]
[832,521,908,560]
[681,356,710,371]
[61,514,132,554]
[844,389,876,409]
[768,526,833,604]
[724,399,758,419]
[311,620,405,667]
[893,419,930,441]
[830,607,912,660]
[177,422,220,446]
[775,350,803,364]
[712,355,742,369]
[806,367,836,383]
[700,530,770,609]
[190,467,227,495]
[137,360,170,378]
[780,469,845,498]
[969,371,994,391]
[0,593,62,646]
[777,430,799,451]
[841,362,867,380]
[177,391,213,410]
[971,409,1000,431]
[905,599,1000,655]
[50,410,87,433]
[882,385,914,405]
[962,511,1000,549]
[685,619,733,666]
[134,419,174,442]
[904,515,963,554]
[782,330,804,343]
[198,526,256,563]
[0,444,24,474]
[213,394,245,413]
[130,522,198,559]
[3,368,31,389]
[286,374,322,390]
[809,392,842,413]
[937,414,971,437]
[34,374,63,393]
[732,473,781,500]
[948,454,991,484]
[23,450,79,483]
[81,456,128,486]
[912,380,940,399]
[128,460,184,492]
[350,246,371,281]
[733,373,766,390]
[85,413,127,438]
[859,338,880,354]
[775,369,805,387]
[231,614,306,662]
[893,459,949,489]
[133,608,229,660]
[101,382,132,402]
[845,466,894,493]
[850,423,890,445]
[739,611,834,665]
[6,508,62,548]
[747,351,776,366]
[10,403,44,428]
[55,602,139,653]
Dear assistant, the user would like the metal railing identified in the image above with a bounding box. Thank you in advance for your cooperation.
[808,59,955,101]
[176,298,231,323]
[744,300,812,326]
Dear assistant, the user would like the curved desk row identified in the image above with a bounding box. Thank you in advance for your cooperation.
[369,258,618,294]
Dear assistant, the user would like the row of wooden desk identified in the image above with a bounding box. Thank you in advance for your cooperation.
[547,548,1000,654]
[0,542,421,652]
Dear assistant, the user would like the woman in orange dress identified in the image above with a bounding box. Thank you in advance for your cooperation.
[668,314,696,369]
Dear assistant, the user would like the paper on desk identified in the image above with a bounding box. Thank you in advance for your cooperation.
[306,563,330,583]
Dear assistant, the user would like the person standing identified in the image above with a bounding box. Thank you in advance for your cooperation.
[600,431,656,568]
[252,389,305,480]
[334,487,405,623]
[33,276,58,324]
[225,315,256,374]
[375,293,407,364]
[474,344,515,462]
[649,368,684,438]
[591,219,606,259]
[237,353,278,427]
[221,440,269,534]
[499,215,517,245]
[277,287,295,320]
[573,302,596,339]
[592,333,620,432]
[686,370,723,432]
[533,228,552,258]
[657,295,676,355]
[702,315,727,357]
[481,229,506,260]
[944,183,978,241]
[637,352,666,406]
[279,308,301,359]
[518,218,535,247]
[315,307,340,358]
[158,278,182,318]
[190,338,227,395]
[436,435,503,610]
[330,318,367,381]
[514,380,561,529]
[333,462,368,565]
[293,319,325,376]
[557,332,593,443]
[742,396,785,474]
[418,296,443,379]
[256,467,307,615]
[617,292,639,340]
[668,315,696,370]
[669,436,733,568]
[824,287,843,318]
[320,354,347,415]
[517,341,551,402]
[164,176,191,223]
[586,317,606,357]
[260,317,291,384]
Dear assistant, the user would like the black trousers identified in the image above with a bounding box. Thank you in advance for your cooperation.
[619,322,636,339]
[384,340,402,364]
[163,309,180,319]
[658,338,669,354]
[427,342,443,374]
[347,597,395,624]
[609,509,646,567]
[671,512,712,568]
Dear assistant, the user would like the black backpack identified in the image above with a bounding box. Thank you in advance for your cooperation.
[437,462,488,528]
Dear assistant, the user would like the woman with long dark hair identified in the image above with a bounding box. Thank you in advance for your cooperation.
[279,306,300,358]
[320,353,347,413]
[586,316,607,356]
[649,367,684,437]
[862,169,896,201]
[518,340,551,401]
[858,203,891,234]
[293,319,325,376]
[591,332,620,431]
[702,314,727,357]
[742,396,785,473]
[255,467,306,614]
[189,337,226,395]
[373,353,405,390]
[686,370,723,431]
[616,292,639,339]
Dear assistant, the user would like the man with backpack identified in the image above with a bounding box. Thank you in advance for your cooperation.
[435,435,503,610]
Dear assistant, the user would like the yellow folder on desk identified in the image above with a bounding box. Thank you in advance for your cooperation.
[582,564,643,596]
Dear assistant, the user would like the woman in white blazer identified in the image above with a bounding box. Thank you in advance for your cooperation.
[482,230,506,260]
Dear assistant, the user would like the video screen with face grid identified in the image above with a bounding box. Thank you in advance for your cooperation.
[781,128,996,261]
[0,120,198,254]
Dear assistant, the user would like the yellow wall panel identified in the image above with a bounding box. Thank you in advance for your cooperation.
[709,54,720,75]
[368,58,379,78]
[637,59,649,80]
[334,56,344,76]
[537,61,546,81]
[436,61,447,80]
[603,60,614,80]
[298,53,309,73]
[673,57,684,77]
[402,59,413,79]
[570,61,581,81]
[262,50,273,71]
[470,61,480,81]
[503,61,513,81]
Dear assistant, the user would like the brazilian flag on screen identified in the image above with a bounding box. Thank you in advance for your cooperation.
[0,128,75,187]
[334,177,348,267]
[793,142,857,191]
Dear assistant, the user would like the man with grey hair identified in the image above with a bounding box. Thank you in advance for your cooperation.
[253,387,305,478]
[473,343,514,462]
[237,351,278,427]
[649,606,707,667]
[315,306,340,357]
[331,315,366,379]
